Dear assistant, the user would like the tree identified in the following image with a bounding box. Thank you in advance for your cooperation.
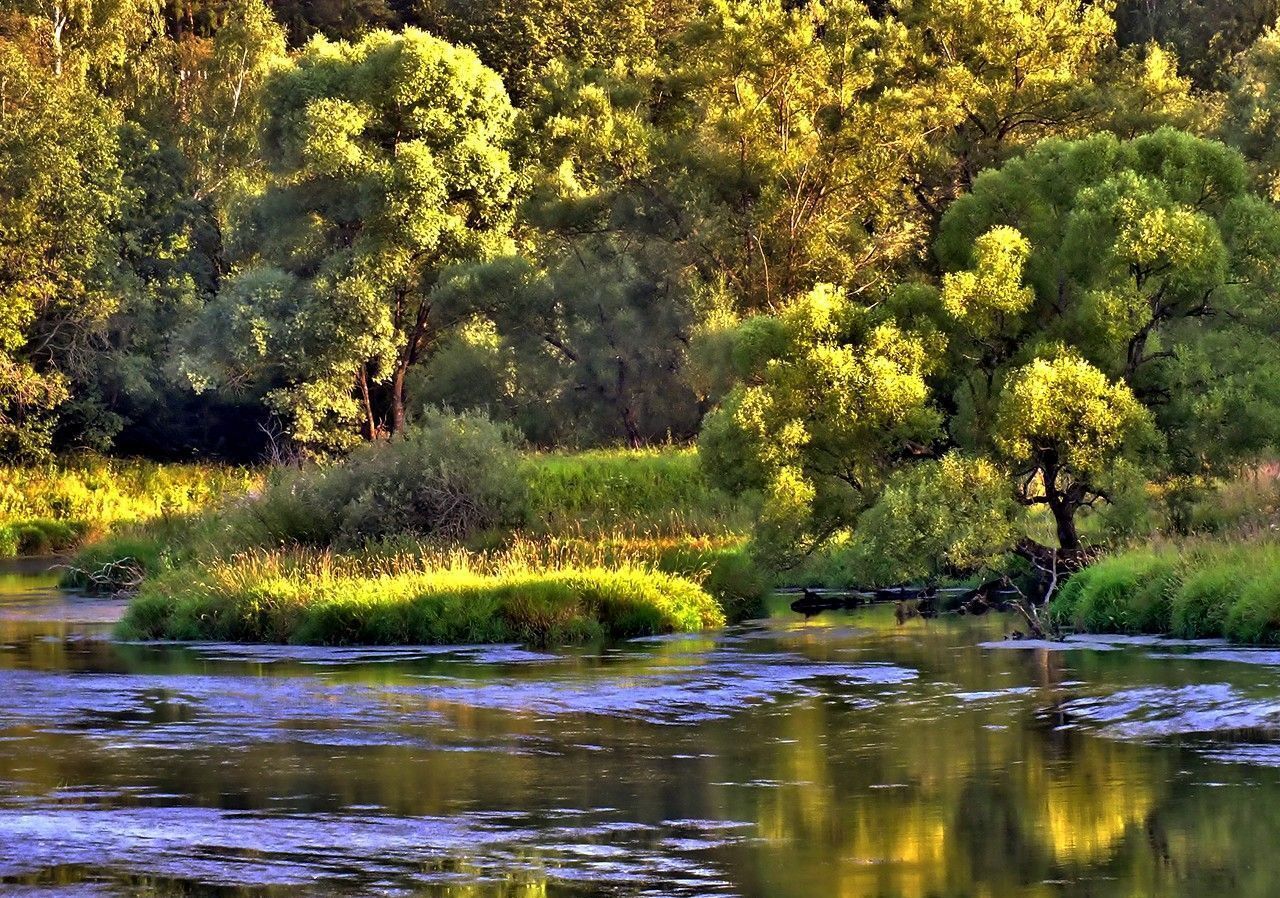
[1224,25,1280,203]
[936,129,1280,551]
[184,28,519,448]
[702,130,1280,566]
[0,0,159,79]
[407,0,680,103]
[699,283,941,564]
[1114,0,1279,88]
[0,44,125,456]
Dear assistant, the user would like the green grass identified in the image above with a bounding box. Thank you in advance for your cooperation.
[1049,538,1280,643]
[58,446,765,636]
[0,458,257,558]
[523,448,751,536]
[118,549,725,645]
[0,518,89,557]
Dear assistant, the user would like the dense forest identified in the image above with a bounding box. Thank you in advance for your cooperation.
[7,0,1280,599]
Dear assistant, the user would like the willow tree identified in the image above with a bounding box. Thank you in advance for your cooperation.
[185,28,518,447]
[702,129,1280,568]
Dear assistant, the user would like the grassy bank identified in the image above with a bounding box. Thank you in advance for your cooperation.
[119,549,724,645]
[0,459,256,558]
[1049,539,1280,643]
[46,444,765,641]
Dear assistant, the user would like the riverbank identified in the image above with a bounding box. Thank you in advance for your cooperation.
[1049,538,1280,644]
[0,459,257,558]
[57,443,763,644]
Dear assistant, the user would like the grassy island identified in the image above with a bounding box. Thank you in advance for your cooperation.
[119,551,723,645]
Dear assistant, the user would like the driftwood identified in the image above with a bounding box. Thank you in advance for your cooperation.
[56,556,146,596]
[785,538,1100,640]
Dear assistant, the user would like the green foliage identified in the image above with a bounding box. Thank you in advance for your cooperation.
[1224,25,1280,202]
[118,550,724,644]
[410,0,677,101]
[1050,550,1179,634]
[843,453,1023,586]
[524,448,747,535]
[185,28,519,447]
[237,409,527,546]
[1114,0,1279,88]
[701,283,940,564]
[58,531,178,592]
[0,458,256,558]
[0,44,125,457]
[1049,539,1280,643]
[0,519,87,557]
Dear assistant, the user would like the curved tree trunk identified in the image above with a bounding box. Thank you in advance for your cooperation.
[1048,493,1082,555]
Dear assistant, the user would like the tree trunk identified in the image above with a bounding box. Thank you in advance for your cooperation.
[1047,491,1082,555]
[356,366,377,441]
[390,364,408,436]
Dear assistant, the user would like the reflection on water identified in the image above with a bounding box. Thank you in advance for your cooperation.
[3,560,1280,896]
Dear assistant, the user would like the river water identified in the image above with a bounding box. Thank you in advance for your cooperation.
[4,560,1280,896]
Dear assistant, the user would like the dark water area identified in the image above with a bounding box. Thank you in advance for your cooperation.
[4,560,1280,895]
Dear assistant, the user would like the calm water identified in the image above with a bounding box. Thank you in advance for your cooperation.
[4,561,1280,895]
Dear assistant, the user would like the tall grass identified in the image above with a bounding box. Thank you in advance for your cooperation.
[523,448,752,536]
[1049,538,1280,643]
[119,547,725,645]
[0,458,257,558]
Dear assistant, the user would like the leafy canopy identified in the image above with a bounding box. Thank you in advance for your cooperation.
[184,28,519,448]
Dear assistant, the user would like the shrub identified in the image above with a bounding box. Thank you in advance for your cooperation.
[1051,551,1178,634]
[1050,538,1280,644]
[238,409,527,547]
[0,519,87,557]
[1227,569,1280,644]
[1171,563,1248,638]
[59,532,175,593]
[654,543,769,622]
[0,458,255,558]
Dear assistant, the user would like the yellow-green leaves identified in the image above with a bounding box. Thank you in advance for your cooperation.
[703,284,939,561]
[190,28,519,447]
[941,226,1035,333]
[995,355,1154,476]
[300,98,369,177]
[848,452,1021,585]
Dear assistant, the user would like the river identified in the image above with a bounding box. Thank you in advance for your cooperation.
[3,558,1280,896]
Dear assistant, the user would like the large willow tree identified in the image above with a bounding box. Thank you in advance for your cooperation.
[702,130,1280,567]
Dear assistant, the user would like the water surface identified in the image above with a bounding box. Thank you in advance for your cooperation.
[3,559,1280,896]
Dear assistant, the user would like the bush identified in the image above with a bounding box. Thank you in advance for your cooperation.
[653,543,769,623]
[0,519,87,556]
[238,409,527,547]
[1226,569,1280,644]
[1048,538,1280,644]
[1170,564,1247,638]
[118,551,725,645]
[0,458,255,558]
[59,532,175,593]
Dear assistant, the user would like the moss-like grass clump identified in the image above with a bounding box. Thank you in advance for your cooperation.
[1049,539,1280,643]
[118,550,726,645]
